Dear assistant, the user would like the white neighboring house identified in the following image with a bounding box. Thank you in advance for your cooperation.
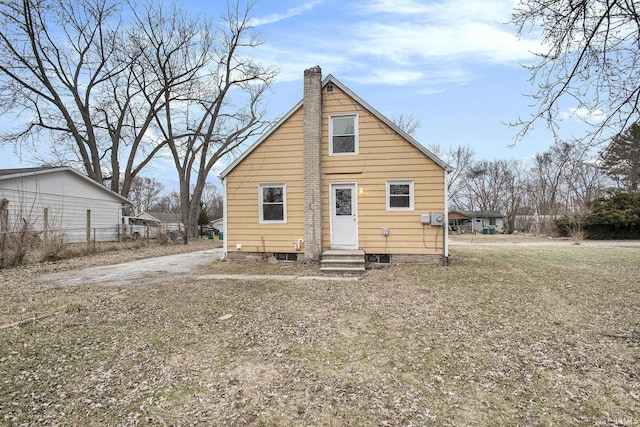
[0,167,130,243]
[120,212,184,240]
[135,212,184,231]
[448,210,505,233]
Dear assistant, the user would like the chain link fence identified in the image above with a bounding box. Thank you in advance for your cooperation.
[0,224,187,269]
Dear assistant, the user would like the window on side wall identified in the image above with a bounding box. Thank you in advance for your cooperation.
[329,114,358,155]
[259,184,286,223]
[386,180,414,211]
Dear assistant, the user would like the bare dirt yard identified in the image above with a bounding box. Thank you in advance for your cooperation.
[1,238,639,426]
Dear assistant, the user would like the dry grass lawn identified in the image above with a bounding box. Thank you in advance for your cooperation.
[1,244,639,426]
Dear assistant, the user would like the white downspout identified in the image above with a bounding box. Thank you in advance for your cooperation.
[222,177,228,258]
[443,168,449,266]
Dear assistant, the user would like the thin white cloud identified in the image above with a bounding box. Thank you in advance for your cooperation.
[251,44,355,83]
[252,0,541,90]
[351,67,471,88]
[350,2,539,65]
[559,107,606,122]
[357,0,518,23]
[350,69,425,85]
[250,1,322,26]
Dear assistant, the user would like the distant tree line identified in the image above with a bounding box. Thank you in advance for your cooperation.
[127,177,223,223]
[439,121,640,238]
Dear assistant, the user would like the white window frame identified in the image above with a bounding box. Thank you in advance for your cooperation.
[258,183,287,224]
[386,180,414,211]
[329,113,359,156]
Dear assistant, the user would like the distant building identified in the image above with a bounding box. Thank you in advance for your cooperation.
[449,210,504,233]
[135,212,184,231]
[0,167,130,242]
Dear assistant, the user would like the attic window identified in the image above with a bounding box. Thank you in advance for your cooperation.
[329,114,358,155]
[326,83,334,92]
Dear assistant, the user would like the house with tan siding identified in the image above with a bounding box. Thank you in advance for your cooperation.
[220,67,450,271]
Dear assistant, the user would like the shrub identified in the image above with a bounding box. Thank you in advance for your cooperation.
[156,231,170,246]
[583,191,640,239]
[40,230,69,262]
[1,219,38,268]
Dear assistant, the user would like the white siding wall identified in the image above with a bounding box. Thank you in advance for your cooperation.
[0,171,124,243]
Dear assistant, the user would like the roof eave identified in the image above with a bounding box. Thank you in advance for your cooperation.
[0,166,131,204]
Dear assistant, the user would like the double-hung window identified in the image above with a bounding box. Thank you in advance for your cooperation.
[259,184,286,223]
[386,180,414,211]
[329,114,358,155]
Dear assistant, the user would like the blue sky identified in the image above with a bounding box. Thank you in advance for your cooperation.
[0,0,603,191]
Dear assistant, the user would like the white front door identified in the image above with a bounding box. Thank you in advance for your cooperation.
[330,183,358,249]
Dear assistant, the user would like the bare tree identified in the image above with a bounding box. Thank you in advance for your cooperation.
[201,183,223,221]
[390,113,421,137]
[566,160,607,213]
[149,190,181,214]
[512,0,640,144]
[526,140,607,233]
[528,141,584,218]
[127,176,165,215]
[0,0,124,184]
[461,159,518,209]
[0,0,175,196]
[439,144,476,209]
[136,1,276,241]
[501,161,527,233]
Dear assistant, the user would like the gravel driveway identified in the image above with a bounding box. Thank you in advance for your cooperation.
[36,248,224,287]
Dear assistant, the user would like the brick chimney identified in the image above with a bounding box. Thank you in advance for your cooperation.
[303,66,322,261]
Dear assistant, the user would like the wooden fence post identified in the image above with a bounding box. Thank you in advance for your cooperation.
[43,207,49,246]
[86,210,91,245]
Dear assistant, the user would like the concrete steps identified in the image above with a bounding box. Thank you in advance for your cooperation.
[320,249,365,274]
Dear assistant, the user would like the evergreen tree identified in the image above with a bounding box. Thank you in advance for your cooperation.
[600,123,640,192]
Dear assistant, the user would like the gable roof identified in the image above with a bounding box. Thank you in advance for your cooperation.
[0,166,130,204]
[220,74,451,179]
[137,211,183,223]
[450,210,504,219]
[0,166,56,177]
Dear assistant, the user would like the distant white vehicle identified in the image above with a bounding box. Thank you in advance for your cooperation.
[121,216,160,240]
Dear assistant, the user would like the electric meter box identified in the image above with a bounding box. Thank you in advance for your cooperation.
[430,212,444,226]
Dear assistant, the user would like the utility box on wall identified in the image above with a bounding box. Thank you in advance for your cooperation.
[430,212,444,226]
[420,214,431,224]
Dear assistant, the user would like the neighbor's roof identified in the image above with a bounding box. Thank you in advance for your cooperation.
[450,210,504,219]
[0,166,130,204]
[219,74,451,178]
[0,166,55,177]
[137,212,183,223]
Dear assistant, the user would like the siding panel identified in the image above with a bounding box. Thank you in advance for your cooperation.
[225,79,447,258]
[226,109,306,254]
[321,85,446,255]
[0,170,125,242]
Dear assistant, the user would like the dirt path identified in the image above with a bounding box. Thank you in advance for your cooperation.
[35,248,224,287]
[30,237,640,288]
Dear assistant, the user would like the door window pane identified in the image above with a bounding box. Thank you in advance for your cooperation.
[335,189,352,215]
